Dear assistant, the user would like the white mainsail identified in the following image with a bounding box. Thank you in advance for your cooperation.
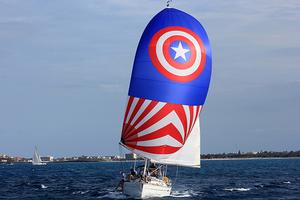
[32,146,45,165]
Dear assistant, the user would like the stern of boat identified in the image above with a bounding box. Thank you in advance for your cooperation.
[123,181,143,199]
[123,177,171,199]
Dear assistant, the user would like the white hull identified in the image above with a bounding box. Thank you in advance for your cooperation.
[32,162,47,165]
[123,178,171,199]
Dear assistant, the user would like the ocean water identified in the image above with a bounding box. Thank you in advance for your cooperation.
[0,158,299,199]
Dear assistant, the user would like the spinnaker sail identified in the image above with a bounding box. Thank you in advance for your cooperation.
[121,8,211,168]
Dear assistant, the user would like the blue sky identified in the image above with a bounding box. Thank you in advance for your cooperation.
[0,0,299,157]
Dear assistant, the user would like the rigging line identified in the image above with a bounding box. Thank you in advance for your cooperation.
[172,165,179,186]
[118,144,125,173]
[149,165,163,176]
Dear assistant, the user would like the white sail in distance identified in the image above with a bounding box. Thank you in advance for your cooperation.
[32,146,43,165]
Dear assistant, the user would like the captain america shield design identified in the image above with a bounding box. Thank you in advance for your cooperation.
[149,26,206,82]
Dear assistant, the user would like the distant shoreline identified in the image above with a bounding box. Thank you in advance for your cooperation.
[201,156,300,161]
[59,157,300,163]
[2,150,300,164]
[1,157,300,165]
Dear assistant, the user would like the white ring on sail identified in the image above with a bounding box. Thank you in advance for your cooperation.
[156,30,202,76]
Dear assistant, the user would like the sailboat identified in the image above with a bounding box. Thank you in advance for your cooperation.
[32,146,46,165]
[119,2,212,199]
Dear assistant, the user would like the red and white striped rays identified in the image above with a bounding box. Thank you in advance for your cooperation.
[121,96,202,155]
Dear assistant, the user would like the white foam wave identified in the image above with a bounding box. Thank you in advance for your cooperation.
[98,191,126,199]
[72,190,89,195]
[224,187,251,192]
[283,181,291,184]
[41,184,47,189]
[257,184,264,188]
[171,190,197,198]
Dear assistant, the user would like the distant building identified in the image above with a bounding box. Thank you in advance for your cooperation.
[102,156,114,160]
[125,153,137,160]
[0,154,9,163]
[72,157,79,160]
[41,156,54,162]
[12,157,23,162]
[0,153,7,158]
[113,155,124,159]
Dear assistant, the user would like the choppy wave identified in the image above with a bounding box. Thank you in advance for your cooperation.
[254,184,264,188]
[97,191,126,199]
[224,187,251,192]
[41,184,47,189]
[1,159,299,199]
[171,189,199,198]
[72,190,89,195]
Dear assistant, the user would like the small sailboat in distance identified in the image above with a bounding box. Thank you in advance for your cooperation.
[119,1,212,199]
[32,146,46,165]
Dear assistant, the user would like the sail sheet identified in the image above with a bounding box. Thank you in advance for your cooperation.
[121,8,211,167]
[33,147,42,164]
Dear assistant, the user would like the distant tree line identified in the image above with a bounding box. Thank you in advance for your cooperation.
[201,150,300,159]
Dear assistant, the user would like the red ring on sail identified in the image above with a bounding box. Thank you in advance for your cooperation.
[149,26,206,82]
[162,35,196,69]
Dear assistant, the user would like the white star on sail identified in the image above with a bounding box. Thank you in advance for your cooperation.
[171,42,190,61]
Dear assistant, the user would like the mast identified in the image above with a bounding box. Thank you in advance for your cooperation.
[143,159,148,177]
